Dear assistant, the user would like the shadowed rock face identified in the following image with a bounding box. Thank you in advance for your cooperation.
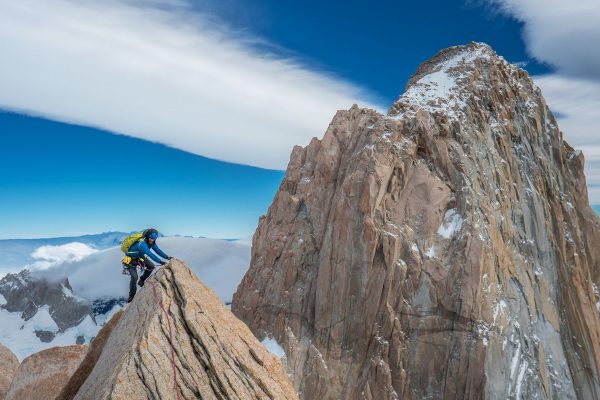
[232,42,600,399]
[0,342,19,399]
[56,310,124,400]
[73,259,297,400]
[4,345,87,400]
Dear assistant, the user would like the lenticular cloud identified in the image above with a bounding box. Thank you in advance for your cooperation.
[0,0,380,170]
[28,243,98,271]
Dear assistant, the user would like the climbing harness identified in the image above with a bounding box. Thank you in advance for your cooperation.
[121,257,155,275]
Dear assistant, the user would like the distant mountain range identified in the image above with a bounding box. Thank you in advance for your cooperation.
[0,234,250,360]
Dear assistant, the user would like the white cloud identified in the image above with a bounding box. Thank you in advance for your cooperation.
[0,0,381,170]
[32,236,250,302]
[485,0,600,80]
[485,0,600,202]
[28,242,98,270]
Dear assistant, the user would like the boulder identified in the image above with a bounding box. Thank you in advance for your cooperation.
[4,345,87,400]
[0,342,19,399]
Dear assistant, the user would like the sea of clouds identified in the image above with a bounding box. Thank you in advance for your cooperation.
[1,236,252,359]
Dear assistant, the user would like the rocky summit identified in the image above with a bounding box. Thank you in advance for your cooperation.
[232,42,600,399]
[72,259,297,400]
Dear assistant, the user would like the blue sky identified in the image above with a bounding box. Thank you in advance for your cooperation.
[0,0,598,239]
[196,0,552,100]
[0,112,282,239]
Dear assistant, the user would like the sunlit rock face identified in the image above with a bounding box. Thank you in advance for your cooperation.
[233,42,600,400]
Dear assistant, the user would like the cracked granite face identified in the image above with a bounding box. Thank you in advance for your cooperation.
[232,43,600,400]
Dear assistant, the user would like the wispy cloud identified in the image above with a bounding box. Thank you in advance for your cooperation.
[483,0,600,202]
[0,0,381,170]
[485,0,600,80]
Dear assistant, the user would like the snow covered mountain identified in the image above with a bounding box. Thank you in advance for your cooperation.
[0,231,130,276]
[0,235,250,360]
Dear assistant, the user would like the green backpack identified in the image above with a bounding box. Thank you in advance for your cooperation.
[120,232,144,254]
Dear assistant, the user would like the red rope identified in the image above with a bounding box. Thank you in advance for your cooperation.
[148,279,181,400]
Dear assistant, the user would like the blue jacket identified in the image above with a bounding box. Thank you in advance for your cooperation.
[126,239,169,264]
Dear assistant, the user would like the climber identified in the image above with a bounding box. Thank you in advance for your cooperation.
[121,228,172,303]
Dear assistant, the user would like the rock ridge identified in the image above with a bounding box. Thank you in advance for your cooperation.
[232,42,600,399]
[73,259,297,400]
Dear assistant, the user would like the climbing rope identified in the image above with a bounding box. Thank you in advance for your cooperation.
[148,279,181,400]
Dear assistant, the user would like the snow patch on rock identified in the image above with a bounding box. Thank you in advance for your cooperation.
[425,245,436,258]
[437,209,463,239]
[509,341,521,381]
[388,43,494,120]
[24,305,59,333]
[515,360,529,399]
[493,300,507,326]
[61,283,88,304]
[94,303,124,326]
[593,283,600,314]
[261,336,286,359]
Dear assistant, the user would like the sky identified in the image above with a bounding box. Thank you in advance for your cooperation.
[0,0,598,239]
[0,112,282,238]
